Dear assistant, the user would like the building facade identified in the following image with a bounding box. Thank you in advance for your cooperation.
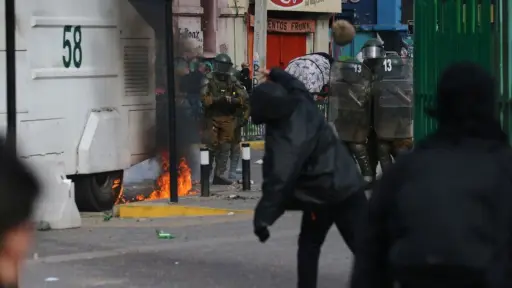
[174,0,204,56]
[336,0,409,60]
[201,0,249,67]
[247,0,341,71]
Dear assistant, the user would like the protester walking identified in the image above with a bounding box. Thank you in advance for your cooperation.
[251,68,367,288]
[351,62,512,288]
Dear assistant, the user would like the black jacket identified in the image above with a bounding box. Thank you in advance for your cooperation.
[351,135,512,288]
[252,68,365,229]
[239,68,252,93]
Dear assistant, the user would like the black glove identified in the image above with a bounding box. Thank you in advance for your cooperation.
[254,226,270,243]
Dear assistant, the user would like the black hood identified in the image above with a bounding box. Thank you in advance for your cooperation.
[427,62,508,143]
[250,82,299,125]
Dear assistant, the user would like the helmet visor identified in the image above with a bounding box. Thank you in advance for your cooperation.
[361,46,385,60]
[215,61,232,74]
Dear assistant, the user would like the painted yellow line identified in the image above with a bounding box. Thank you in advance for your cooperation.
[116,204,252,219]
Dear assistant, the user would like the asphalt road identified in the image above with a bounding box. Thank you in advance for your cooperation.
[23,212,353,288]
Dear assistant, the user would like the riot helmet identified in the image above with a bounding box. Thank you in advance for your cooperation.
[214,53,233,74]
[361,39,385,70]
[361,39,385,60]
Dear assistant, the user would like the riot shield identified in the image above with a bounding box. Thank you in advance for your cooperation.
[328,61,372,142]
[373,58,414,139]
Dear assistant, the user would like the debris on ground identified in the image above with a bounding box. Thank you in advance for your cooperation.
[227,212,235,216]
[255,159,263,164]
[223,193,259,200]
[36,221,51,231]
[156,229,176,239]
[103,211,113,221]
[45,277,59,282]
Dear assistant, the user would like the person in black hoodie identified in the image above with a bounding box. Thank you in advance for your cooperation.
[239,63,252,94]
[251,68,368,288]
[350,62,512,288]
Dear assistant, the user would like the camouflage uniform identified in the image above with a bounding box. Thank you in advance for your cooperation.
[228,67,250,180]
[200,54,248,185]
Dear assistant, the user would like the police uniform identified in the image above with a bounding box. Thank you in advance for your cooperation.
[200,54,248,185]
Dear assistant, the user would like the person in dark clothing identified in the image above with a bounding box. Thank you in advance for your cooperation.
[251,68,368,288]
[350,62,512,288]
[0,139,40,287]
[183,62,205,120]
[239,63,252,93]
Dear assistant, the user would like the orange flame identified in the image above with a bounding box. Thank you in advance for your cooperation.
[115,151,196,204]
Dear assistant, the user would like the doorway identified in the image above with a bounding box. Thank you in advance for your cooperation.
[266,32,307,69]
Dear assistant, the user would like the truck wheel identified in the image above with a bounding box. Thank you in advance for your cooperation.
[75,171,124,212]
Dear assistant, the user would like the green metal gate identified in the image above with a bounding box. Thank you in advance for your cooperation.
[413,0,505,140]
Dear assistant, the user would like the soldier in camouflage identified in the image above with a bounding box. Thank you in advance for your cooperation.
[200,54,249,185]
[228,67,250,180]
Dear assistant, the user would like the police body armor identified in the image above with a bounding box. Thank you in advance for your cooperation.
[372,55,414,140]
[204,73,238,117]
[328,60,372,143]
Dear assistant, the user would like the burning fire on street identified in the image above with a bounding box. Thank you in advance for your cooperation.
[115,151,197,204]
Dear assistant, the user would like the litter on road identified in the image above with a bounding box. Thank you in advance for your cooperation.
[156,230,176,239]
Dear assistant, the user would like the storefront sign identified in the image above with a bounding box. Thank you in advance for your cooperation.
[249,16,316,33]
[268,0,341,13]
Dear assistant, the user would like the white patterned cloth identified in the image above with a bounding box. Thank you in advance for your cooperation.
[285,54,331,95]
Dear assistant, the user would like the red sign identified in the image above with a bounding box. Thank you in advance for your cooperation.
[270,0,304,8]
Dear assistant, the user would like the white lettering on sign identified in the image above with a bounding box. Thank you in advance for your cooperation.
[305,0,325,6]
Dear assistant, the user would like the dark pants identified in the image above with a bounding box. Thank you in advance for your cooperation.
[297,191,368,288]
[393,265,486,288]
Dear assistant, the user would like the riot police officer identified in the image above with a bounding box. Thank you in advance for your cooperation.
[200,54,249,185]
[372,51,414,172]
[329,39,413,185]
[329,54,374,186]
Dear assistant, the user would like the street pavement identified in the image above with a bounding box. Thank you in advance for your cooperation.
[24,149,356,287]
[23,210,353,287]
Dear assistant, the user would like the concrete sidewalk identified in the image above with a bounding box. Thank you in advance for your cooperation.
[115,186,261,218]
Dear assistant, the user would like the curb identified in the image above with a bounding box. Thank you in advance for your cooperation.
[246,140,264,150]
[114,204,253,218]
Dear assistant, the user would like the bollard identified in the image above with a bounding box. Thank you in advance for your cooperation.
[242,143,251,191]
[200,148,210,197]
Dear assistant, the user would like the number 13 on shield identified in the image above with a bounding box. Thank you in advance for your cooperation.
[62,25,83,69]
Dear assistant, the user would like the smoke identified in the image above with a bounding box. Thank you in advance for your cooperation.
[128,0,202,181]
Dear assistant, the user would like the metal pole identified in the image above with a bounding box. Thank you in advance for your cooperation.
[164,0,178,203]
[252,0,267,87]
[5,0,16,151]
[200,148,210,197]
[241,143,251,191]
